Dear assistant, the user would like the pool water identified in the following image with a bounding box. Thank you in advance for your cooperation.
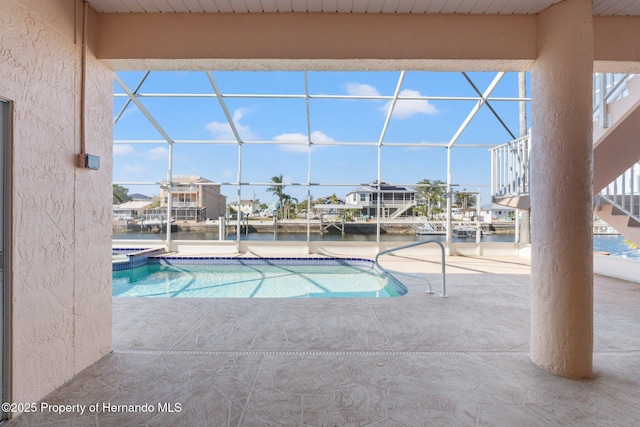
[593,234,640,259]
[112,259,406,298]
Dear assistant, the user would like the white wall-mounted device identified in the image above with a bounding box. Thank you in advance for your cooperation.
[79,153,100,170]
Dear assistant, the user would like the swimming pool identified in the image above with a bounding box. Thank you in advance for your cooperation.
[112,257,407,298]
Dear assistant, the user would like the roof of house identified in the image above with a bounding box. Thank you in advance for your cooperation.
[113,201,154,210]
[128,193,152,200]
[161,175,215,185]
[229,200,258,205]
[316,196,345,204]
[174,175,213,183]
[346,181,416,195]
[481,203,516,211]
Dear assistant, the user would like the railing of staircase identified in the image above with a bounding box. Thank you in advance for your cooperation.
[593,73,633,128]
[490,74,635,203]
[599,162,640,222]
[490,135,530,200]
[374,240,447,298]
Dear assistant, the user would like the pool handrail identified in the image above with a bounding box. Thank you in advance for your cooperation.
[374,240,447,297]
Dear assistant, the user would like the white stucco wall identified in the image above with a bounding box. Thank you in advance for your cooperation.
[0,0,112,404]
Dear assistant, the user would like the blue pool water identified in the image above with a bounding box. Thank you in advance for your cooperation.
[112,258,406,298]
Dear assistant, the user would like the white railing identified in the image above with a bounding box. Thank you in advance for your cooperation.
[390,200,418,219]
[593,73,633,128]
[170,202,199,207]
[490,135,530,200]
[598,162,640,223]
[491,74,636,202]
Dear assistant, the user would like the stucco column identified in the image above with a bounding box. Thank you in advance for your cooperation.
[530,0,594,378]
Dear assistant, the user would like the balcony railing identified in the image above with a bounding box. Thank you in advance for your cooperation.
[490,135,530,200]
[593,73,633,128]
[598,162,640,223]
[169,202,199,208]
[491,74,636,202]
[172,186,198,192]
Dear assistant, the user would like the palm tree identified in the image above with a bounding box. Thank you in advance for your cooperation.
[282,195,298,219]
[416,179,446,219]
[267,174,288,218]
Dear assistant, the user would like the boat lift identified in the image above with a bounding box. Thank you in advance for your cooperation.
[139,214,174,232]
[445,188,488,246]
[313,204,356,235]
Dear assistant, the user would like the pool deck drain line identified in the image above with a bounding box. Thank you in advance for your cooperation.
[114,349,529,357]
[113,349,640,356]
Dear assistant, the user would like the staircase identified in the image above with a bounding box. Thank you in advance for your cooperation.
[389,200,417,219]
[593,76,640,192]
[491,74,640,246]
[595,163,640,244]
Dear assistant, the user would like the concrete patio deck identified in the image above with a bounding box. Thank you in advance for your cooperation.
[6,255,640,426]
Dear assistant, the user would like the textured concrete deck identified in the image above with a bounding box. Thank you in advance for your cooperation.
[7,255,640,426]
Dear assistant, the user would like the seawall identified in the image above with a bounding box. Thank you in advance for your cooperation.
[113,220,516,235]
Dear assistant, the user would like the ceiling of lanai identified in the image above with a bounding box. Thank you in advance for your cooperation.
[102,0,639,199]
[86,0,640,16]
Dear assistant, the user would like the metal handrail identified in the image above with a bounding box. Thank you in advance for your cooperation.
[374,240,447,297]
[599,161,640,223]
[593,73,633,127]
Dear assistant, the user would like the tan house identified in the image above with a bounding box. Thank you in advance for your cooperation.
[150,175,226,221]
[112,200,154,220]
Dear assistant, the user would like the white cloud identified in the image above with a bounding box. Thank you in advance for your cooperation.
[205,108,257,141]
[273,131,334,153]
[205,121,232,139]
[113,144,134,156]
[310,131,334,142]
[274,131,334,143]
[382,89,438,119]
[273,132,307,143]
[273,133,310,153]
[344,82,381,97]
[145,146,169,161]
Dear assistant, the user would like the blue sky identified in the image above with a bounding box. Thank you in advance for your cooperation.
[113,70,530,206]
